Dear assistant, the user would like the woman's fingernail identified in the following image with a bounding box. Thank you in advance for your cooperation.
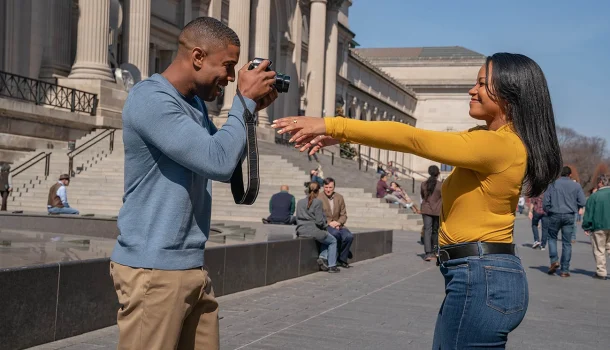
[278,130,284,134]
[289,138,294,143]
[270,124,276,128]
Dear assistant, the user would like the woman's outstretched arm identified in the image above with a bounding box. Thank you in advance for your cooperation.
[325,118,516,174]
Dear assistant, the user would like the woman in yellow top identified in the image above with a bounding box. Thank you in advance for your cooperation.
[272,53,562,349]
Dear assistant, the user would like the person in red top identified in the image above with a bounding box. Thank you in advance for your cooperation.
[528,193,548,250]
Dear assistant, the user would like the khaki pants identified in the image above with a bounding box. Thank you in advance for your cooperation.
[109,261,219,350]
[590,230,610,277]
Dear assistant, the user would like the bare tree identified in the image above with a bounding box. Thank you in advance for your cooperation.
[556,126,607,190]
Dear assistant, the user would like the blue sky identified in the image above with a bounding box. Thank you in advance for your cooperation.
[349,0,610,144]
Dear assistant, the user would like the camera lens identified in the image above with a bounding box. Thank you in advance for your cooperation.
[275,74,290,93]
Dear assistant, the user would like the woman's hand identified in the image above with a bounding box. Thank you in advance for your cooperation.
[271,117,340,154]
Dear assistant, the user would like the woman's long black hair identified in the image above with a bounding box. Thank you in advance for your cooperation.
[485,53,562,197]
[423,165,440,200]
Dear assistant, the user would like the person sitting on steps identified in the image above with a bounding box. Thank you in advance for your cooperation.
[47,174,79,215]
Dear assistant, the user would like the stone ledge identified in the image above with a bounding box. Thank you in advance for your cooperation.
[0,215,392,349]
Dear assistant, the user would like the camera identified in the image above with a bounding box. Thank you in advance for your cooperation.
[248,58,290,93]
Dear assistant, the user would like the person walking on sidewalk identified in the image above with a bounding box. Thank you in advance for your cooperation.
[582,174,610,280]
[543,166,586,277]
[528,192,548,250]
[273,52,563,349]
[420,165,442,261]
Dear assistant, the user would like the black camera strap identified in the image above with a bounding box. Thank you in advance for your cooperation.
[230,89,260,205]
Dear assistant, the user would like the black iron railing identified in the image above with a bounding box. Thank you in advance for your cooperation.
[11,152,51,178]
[0,70,98,116]
[67,129,115,177]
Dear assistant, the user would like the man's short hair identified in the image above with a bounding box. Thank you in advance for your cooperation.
[59,174,70,180]
[323,177,335,186]
[599,174,609,187]
[179,17,240,50]
[560,166,572,177]
[380,174,387,180]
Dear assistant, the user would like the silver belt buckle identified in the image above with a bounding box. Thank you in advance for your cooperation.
[436,249,450,266]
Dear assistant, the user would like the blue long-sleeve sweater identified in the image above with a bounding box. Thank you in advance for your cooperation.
[111,74,256,270]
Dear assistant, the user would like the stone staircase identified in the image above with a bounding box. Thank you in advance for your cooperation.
[8,130,423,231]
[8,129,119,209]
[257,140,423,196]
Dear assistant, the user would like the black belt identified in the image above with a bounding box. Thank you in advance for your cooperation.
[437,242,515,265]
[229,90,260,205]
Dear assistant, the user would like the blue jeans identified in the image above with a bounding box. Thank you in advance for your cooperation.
[531,212,548,247]
[317,233,337,268]
[547,213,575,273]
[326,226,353,263]
[48,207,80,215]
[433,249,528,349]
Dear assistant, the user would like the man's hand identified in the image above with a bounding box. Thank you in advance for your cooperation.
[578,208,584,216]
[8,187,12,192]
[237,60,277,102]
[528,212,533,220]
[584,231,591,236]
[329,221,341,229]
[255,89,278,112]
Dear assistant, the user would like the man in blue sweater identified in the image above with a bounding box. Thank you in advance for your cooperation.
[109,17,278,350]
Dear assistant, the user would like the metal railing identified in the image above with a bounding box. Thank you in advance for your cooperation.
[10,152,51,178]
[67,129,115,177]
[274,133,427,191]
[357,153,428,192]
[0,70,98,116]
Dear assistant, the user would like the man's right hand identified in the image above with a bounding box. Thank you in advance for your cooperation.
[528,212,533,220]
[237,60,277,102]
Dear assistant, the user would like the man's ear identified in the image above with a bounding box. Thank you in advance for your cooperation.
[192,47,207,69]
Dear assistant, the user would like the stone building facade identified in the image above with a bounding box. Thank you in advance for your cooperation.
[0,0,486,176]
[355,46,487,174]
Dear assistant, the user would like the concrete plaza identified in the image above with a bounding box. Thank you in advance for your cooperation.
[27,218,610,350]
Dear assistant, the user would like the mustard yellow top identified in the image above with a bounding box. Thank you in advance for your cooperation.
[324,118,527,246]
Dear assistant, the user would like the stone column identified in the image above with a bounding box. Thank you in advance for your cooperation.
[123,0,151,81]
[68,0,114,81]
[252,0,271,126]
[280,2,302,119]
[323,0,342,117]
[4,0,31,76]
[39,0,72,79]
[183,0,193,25]
[148,43,157,76]
[218,0,251,123]
[208,0,222,19]
[304,0,327,117]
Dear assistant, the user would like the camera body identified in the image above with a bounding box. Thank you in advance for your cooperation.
[248,58,290,93]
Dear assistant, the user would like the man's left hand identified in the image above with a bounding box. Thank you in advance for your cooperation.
[329,221,341,229]
[584,231,591,236]
[255,89,278,112]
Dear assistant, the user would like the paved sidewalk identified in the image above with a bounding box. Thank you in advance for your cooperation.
[28,218,610,349]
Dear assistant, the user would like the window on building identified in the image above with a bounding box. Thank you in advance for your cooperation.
[441,164,454,172]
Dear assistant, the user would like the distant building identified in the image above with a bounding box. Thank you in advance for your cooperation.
[355,46,487,174]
